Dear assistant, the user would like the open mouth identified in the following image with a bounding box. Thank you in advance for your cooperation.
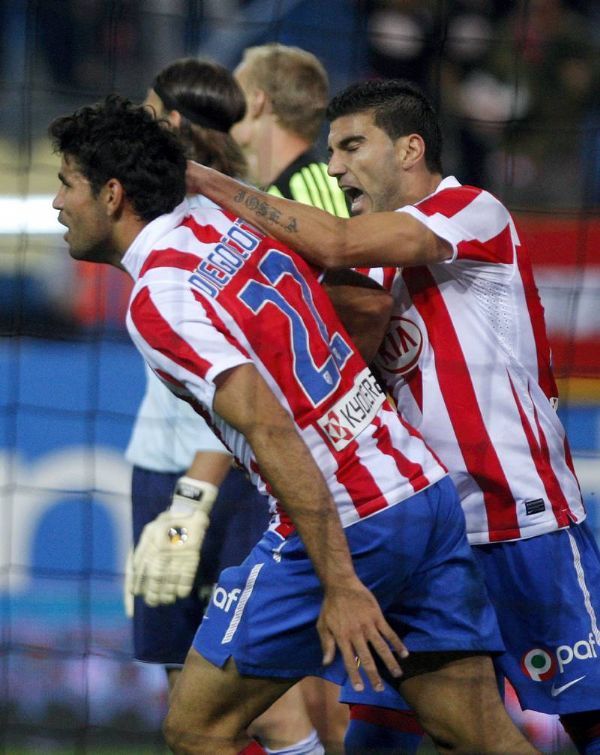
[342,186,366,214]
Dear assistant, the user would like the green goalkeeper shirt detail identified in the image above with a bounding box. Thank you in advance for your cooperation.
[267,150,349,217]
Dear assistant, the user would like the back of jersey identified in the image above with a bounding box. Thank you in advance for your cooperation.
[126,201,447,535]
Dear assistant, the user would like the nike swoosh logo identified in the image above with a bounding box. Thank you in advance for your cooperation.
[550,676,586,697]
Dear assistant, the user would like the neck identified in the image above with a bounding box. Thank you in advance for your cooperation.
[254,121,311,187]
[403,171,443,206]
[112,217,147,271]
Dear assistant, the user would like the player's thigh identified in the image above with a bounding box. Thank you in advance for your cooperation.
[168,647,297,735]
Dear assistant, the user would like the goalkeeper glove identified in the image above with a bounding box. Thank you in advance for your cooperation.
[129,476,218,608]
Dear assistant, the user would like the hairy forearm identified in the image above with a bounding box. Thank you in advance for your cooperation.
[187,162,451,268]
[250,421,357,586]
[213,364,357,588]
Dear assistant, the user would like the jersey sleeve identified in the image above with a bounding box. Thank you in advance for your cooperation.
[398,186,517,280]
[127,279,252,411]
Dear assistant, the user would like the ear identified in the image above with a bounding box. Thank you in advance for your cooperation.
[248,88,268,119]
[102,178,126,218]
[399,133,426,169]
[167,109,182,129]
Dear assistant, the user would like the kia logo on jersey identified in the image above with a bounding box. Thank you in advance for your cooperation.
[377,316,423,375]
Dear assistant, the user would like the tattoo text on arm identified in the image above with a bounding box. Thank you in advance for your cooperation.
[233,188,298,234]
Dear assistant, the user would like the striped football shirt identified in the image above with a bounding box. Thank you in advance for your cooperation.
[372,176,585,544]
[122,199,447,537]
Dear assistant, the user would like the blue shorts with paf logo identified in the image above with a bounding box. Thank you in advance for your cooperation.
[192,476,504,684]
[474,520,600,715]
[341,520,600,715]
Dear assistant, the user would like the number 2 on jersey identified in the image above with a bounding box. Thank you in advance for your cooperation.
[238,249,352,406]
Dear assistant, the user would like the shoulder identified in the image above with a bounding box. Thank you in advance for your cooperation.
[416,181,508,223]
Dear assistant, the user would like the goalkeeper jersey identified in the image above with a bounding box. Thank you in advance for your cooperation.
[122,199,447,537]
[267,150,349,218]
[371,176,585,545]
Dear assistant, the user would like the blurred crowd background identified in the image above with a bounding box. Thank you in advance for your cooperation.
[1,0,599,339]
[0,1,599,751]
[0,0,599,340]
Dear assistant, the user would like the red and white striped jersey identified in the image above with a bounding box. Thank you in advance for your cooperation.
[373,176,585,545]
[122,200,447,536]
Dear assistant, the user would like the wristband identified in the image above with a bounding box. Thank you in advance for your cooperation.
[170,476,219,515]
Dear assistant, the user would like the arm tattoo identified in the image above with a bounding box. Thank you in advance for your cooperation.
[233,188,298,234]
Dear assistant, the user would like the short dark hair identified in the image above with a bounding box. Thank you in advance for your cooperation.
[48,95,187,221]
[326,79,443,174]
[152,57,247,178]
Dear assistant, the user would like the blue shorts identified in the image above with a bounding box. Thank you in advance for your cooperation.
[193,476,503,683]
[474,521,600,715]
[131,465,270,665]
[341,521,600,715]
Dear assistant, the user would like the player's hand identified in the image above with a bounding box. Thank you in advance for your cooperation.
[317,578,408,692]
[130,477,218,607]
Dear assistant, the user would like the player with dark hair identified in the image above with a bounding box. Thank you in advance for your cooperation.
[187,77,600,755]
[126,59,324,754]
[148,57,247,178]
[50,95,536,755]
[48,94,186,232]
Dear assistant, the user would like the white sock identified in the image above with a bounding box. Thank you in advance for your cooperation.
[264,728,324,755]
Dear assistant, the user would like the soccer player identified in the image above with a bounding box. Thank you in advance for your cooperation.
[126,58,322,754]
[49,95,537,755]
[231,42,351,747]
[186,78,600,754]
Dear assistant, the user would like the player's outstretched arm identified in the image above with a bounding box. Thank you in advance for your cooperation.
[212,362,407,692]
[187,161,451,269]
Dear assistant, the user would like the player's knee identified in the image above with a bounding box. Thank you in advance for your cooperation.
[163,705,191,752]
[164,700,246,753]
[163,705,214,752]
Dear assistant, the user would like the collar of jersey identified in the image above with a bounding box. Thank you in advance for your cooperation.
[122,199,190,280]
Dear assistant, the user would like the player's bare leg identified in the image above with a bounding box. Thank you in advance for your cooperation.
[169,667,316,751]
[248,683,316,751]
[164,648,297,754]
[299,677,348,753]
[400,653,539,754]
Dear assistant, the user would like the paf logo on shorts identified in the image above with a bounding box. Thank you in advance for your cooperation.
[377,316,423,376]
[521,633,598,681]
[521,648,557,681]
[212,586,241,612]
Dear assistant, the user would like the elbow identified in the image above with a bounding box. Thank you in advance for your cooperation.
[356,290,393,326]
[373,289,394,321]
